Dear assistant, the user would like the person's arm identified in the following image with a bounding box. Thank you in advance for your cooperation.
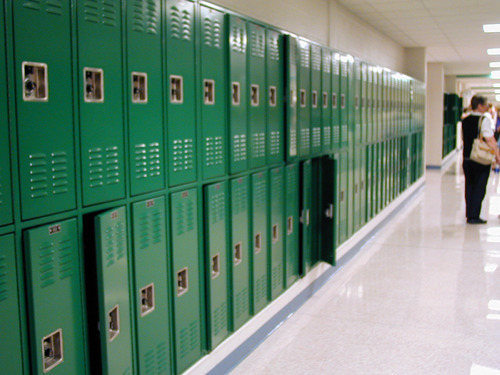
[485,136,500,164]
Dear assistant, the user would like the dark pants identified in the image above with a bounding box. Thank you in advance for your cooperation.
[463,159,491,220]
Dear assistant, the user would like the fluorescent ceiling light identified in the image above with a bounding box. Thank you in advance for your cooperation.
[491,62,500,68]
[496,95,500,101]
[484,24,500,33]
[487,48,500,55]
[491,71,500,78]
[495,90,500,93]
[494,84,500,87]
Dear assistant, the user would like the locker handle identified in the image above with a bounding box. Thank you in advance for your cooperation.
[212,253,220,279]
[177,268,189,296]
[287,216,294,235]
[272,224,279,244]
[325,203,334,219]
[108,305,120,342]
[139,283,155,317]
[42,329,63,372]
[234,242,242,265]
[254,233,262,254]
[306,209,310,226]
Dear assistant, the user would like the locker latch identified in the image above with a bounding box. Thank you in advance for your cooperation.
[234,242,242,265]
[232,82,241,105]
[269,86,277,107]
[177,268,189,296]
[139,283,155,317]
[251,84,259,106]
[42,329,63,372]
[254,232,262,254]
[312,90,318,108]
[170,75,183,103]
[132,72,148,103]
[300,210,310,226]
[212,254,220,279]
[108,305,120,342]
[300,89,306,107]
[23,62,48,102]
[332,93,337,109]
[287,216,294,235]
[204,79,215,105]
[325,203,334,219]
[272,224,279,244]
[84,68,104,102]
[323,92,328,108]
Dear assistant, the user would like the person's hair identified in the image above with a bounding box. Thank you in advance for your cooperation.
[470,95,487,110]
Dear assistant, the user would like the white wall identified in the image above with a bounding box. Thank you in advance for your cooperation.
[426,63,445,167]
[208,0,406,72]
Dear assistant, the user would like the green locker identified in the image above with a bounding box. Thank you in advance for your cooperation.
[353,147,361,233]
[360,146,367,227]
[91,207,133,375]
[131,197,172,375]
[373,68,380,142]
[166,0,197,186]
[0,234,24,375]
[251,171,268,313]
[321,47,332,153]
[310,44,322,154]
[200,5,227,180]
[375,143,382,214]
[0,0,12,226]
[339,55,348,149]
[24,219,86,375]
[269,167,284,300]
[332,52,341,151]
[284,164,299,288]
[300,160,312,273]
[204,182,230,349]
[266,29,284,165]
[230,176,251,330]
[378,70,384,141]
[338,152,348,245]
[361,63,368,145]
[310,158,322,266]
[298,39,311,157]
[247,22,267,169]
[77,0,126,207]
[320,155,336,265]
[353,60,362,145]
[169,189,203,373]
[227,15,248,174]
[126,0,165,196]
[14,0,76,219]
[285,35,298,161]
[366,145,373,220]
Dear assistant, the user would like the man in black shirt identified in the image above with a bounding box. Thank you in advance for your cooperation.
[461,96,500,224]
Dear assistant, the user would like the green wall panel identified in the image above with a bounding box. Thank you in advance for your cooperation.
[269,167,284,300]
[204,182,230,349]
[131,197,172,375]
[310,44,322,154]
[230,176,251,330]
[0,234,24,375]
[24,219,86,375]
[126,0,165,196]
[284,164,299,287]
[166,0,197,186]
[200,5,227,180]
[169,189,202,373]
[14,0,76,219]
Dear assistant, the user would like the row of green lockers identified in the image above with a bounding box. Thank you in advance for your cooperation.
[1,137,425,375]
[443,93,462,158]
[0,0,426,374]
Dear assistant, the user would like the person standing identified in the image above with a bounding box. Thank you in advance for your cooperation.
[461,95,500,224]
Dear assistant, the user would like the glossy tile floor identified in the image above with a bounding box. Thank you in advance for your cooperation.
[230,159,500,375]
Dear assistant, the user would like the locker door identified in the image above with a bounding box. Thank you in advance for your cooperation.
[320,156,336,265]
[127,0,165,195]
[227,15,248,174]
[93,207,133,375]
[366,145,373,220]
[361,63,367,145]
[284,164,300,287]
[24,219,86,375]
[285,35,298,161]
[266,29,284,165]
[200,5,227,180]
[360,146,367,227]
[230,176,251,330]
[204,182,230,349]
[310,44,322,155]
[14,0,76,219]
[299,160,312,274]
[166,0,197,186]
[332,52,341,151]
[339,152,348,245]
[339,55,348,149]
[0,234,24,375]
[269,167,284,300]
[131,197,172,375]
[169,189,202,373]
[353,147,361,233]
[321,48,332,153]
[251,171,269,313]
[367,66,373,144]
[247,22,267,169]
[298,39,311,157]
[78,0,126,207]
[353,60,361,145]
[373,69,379,143]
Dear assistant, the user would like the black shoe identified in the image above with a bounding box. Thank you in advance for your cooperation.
[467,218,487,224]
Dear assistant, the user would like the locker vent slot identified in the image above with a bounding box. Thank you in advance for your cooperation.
[301,128,310,150]
[179,320,199,360]
[172,138,194,172]
[323,127,331,146]
[169,5,192,41]
[104,220,127,268]
[250,29,265,58]
[234,242,242,266]
[170,75,183,103]
[269,86,277,107]
[272,224,279,244]
[132,72,148,103]
[323,92,328,108]
[132,0,159,35]
[177,267,188,296]
[232,184,248,215]
[230,23,245,53]
[250,85,259,106]
[311,48,321,71]
[268,34,280,61]
[299,43,310,69]
[203,16,222,49]
[38,242,56,288]
[42,329,63,373]
[23,0,63,15]
[22,62,48,102]
[312,91,318,108]
[332,93,338,109]
[287,216,293,235]
[0,255,8,302]
[134,142,161,180]
[300,90,306,107]
[29,151,70,199]
[108,305,120,342]
[204,136,223,167]
[254,232,262,254]
[83,0,118,27]
[270,131,280,155]
[231,82,241,106]
[234,287,249,320]
[211,254,220,279]
[333,54,340,75]
[323,53,332,73]
[204,79,215,105]
[140,283,155,317]
[84,68,104,103]
[213,301,228,336]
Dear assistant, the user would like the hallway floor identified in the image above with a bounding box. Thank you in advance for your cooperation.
[230,158,500,375]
